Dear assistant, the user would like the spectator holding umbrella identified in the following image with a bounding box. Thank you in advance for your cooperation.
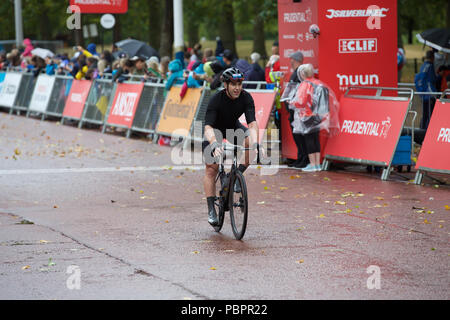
[415,50,437,130]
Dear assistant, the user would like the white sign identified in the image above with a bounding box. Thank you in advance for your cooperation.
[29,75,56,112]
[100,14,115,29]
[0,73,22,108]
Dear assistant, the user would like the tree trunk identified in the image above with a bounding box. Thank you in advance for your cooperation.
[252,1,267,59]
[148,0,161,51]
[218,0,237,57]
[113,14,122,44]
[159,0,174,58]
[187,23,199,48]
[447,0,450,28]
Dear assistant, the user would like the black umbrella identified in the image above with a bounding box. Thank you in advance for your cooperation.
[115,39,159,60]
[416,28,450,53]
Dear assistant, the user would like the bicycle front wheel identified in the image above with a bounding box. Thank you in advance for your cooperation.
[213,173,226,232]
[229,170,248,240]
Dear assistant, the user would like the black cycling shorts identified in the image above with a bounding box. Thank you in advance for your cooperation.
[202,122,249,162]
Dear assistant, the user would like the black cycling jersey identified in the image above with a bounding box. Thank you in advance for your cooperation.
[204,89,256,137]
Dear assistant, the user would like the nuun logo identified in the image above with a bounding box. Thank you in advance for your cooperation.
[111,92,138,117]
[336,73,379,90]
[339,39,377,54]
[71,93,83,103]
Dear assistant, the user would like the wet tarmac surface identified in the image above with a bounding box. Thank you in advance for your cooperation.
[0,111,449,299]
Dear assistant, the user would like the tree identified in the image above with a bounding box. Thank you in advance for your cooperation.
[160,0,173,58]
[218,0,237,56]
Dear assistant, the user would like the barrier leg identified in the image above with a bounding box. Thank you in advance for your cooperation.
[322,159,330,171]
[414,170,423,185]
[126,129,131,139]
[381,166,391,181]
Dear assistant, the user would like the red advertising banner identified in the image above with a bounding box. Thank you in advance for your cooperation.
[277,0,319,83]
[415,100,450,172]
[324,96,409,165]
[239,91,277,144]
[107,83,144,128]
[63,80,92,119]
[317,0,397,99]
[70,0,128,14]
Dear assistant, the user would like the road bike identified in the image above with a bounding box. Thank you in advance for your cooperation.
[212,143,256,240]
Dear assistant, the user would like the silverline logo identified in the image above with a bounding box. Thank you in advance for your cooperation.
[326,8,389,19]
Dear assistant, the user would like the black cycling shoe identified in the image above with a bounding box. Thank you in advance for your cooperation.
[207,197,218,226]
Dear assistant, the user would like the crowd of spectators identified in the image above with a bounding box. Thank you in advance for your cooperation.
[0,38,278,95]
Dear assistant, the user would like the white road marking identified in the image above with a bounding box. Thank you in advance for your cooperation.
[0,165,288,175]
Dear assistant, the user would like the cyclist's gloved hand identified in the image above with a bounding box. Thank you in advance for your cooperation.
[210,141,223,158]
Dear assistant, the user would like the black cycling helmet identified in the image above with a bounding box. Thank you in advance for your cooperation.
[220,67,244,83]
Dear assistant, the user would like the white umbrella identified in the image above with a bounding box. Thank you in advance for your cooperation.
[31,48,54,59]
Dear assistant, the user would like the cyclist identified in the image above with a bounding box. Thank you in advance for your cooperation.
[202,67,260,226]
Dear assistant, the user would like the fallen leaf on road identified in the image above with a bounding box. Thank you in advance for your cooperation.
[296,259,304,264]
[335,201,346,205]
[257,201,265,205]
[22,265,30,270]
[423,219,431,224]
[317,214,325,218]
[14,148,21,155]
[209,267,216,270]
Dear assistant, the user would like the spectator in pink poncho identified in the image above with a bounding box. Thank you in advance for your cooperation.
[21,38,34,58]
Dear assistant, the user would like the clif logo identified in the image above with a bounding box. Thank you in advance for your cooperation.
[339,38,377,54]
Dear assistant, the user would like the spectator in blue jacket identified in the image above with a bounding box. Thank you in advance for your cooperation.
[415,50,437,130]
[165,59,184,92]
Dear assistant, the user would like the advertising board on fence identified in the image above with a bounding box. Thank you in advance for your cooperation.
[317,0,397,99]
[28,75,56,113]
[0,73,22,108]
[106,82,144,128]
[63,80,92,119]
[156,87,202,137]
[324,96,409,166]
[415,100,450,173]
[70,0,128,13]
[239,91,277,144]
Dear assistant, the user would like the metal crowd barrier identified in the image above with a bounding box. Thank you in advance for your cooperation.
[79,79,116,129]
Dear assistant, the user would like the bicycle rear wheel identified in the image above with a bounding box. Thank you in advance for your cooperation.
[229,170,248,240]
[213,173,225,232]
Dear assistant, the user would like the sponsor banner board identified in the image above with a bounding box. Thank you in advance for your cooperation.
[156,87,203,137]
[238,91,277,144]
[28,75,56,112]
[63,80,92,119]
[415,100,450,172]
[0,73,22,108]
[324,96,409,165]
[70,0,128,14]
[107,82,144,128]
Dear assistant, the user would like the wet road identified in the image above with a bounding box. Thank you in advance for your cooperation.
[0,112,449,299]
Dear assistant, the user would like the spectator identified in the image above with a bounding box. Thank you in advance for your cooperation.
[6,49,21,67]
[165,58,184,92]
[222,49,237,67]
[202,48,214,63]
[112,58,133,83]
[21,38,34,59]
[265,54,280,84]
[85,57,98,80]
[160,56,170,79]
[190,43,202,62]
[208,60,226,90]
[286,51,309,169]
[247,52,265,82]
[0,52,8,69]
[45,56,57,75]
[415,50,437,130]
[397,48,405,82]
[291,64,323,172]
[130,55,149,81]
[215,36,225,57]
[271,40,279,55]
[31,55,46,77]
[288,51,304,83]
